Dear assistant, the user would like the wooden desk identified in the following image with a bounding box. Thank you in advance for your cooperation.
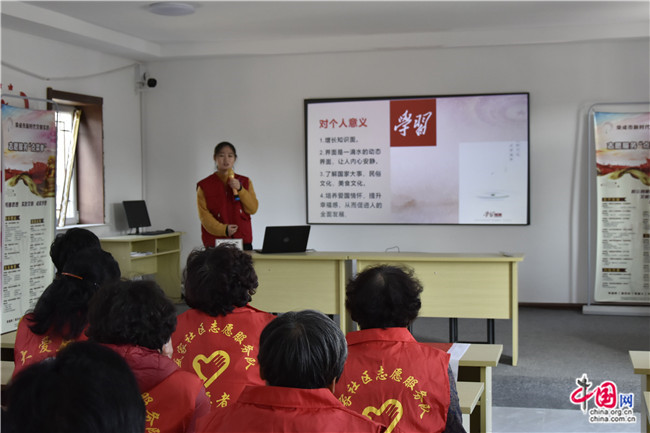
[630,350,650,388]
[100,233,183,302]
[354,253,523,366]
[1,331,16,362]
[1,332,16,403]
[630,350,650,432]
[458,343,503,433]
[249,252,350,331]
[2,361,14,386]
[457,381,484,432]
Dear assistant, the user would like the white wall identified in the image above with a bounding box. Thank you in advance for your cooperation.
[2,29,143,238]
[3,28,648,304]
[142,39,648,304]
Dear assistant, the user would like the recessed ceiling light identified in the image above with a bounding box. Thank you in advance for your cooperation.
[148,2,195,16]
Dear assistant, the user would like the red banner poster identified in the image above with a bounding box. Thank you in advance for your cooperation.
[2,105,57,332]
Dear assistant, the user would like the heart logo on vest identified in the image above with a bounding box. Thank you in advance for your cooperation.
[362,399,403,433]
[193,350,230,389]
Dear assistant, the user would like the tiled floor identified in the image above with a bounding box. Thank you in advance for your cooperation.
[492,407,642,432]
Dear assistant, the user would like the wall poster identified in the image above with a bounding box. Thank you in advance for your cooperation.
[593,111,650,303]
[2,104,57,332]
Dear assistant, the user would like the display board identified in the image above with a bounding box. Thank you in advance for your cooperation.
[305,93,529,225]
[592,110,650,303]
[2,104,57,332]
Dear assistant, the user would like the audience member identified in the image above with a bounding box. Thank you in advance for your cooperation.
[49,227,101,274]
[172,244,275,408]
[86,279,210,433]
[12,248,120,378]
[3,341,145,433]
[198,310,386,432]
[335,265,465,433]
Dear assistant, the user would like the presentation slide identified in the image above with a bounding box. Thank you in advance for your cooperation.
[305,93,529,225]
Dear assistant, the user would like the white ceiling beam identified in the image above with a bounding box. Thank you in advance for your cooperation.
[1,1,162,60]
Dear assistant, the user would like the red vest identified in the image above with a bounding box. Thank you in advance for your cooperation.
[335,328,450,433]
[197,172,252,246]
[105,343,210,433]
[142,370,208,433]
[13,313,88,379]
[198,385,387,432]
[171,306,275,410]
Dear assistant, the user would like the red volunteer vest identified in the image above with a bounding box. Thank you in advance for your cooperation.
[105,343,210,433]
[171,306,275,410]
[197,172,252,246]
[198,385,387,433]
[142,370,207,433]
[335,328,450,433]
[12,314,88,379]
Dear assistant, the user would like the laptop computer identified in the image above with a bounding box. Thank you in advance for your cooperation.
[256,225,311,254]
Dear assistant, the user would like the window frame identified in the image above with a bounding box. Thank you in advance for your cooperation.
[47,88,105,225]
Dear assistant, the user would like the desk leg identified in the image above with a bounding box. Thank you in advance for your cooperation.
[461,365,492,433]
[512,311,518,366]
[511,263,519,366]
[482,366,492,433]
[338,260,348,334]
[487,319,495,344]
[468,366,492,433]
[642,375,649,433]
[449,318,458,342]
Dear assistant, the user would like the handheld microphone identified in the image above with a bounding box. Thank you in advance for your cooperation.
[227,168,240,200]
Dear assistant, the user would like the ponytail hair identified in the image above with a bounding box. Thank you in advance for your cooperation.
[28,248,120,339]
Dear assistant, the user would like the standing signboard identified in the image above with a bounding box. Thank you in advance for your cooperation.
[593,111,650,303]
[2,104,57,333]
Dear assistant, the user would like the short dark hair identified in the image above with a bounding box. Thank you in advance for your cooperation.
[258,310,347,389]
[213,141,237,158]
[86,279,176,351]
[346,264,423,329]
[28,249,121,339]
[4,341,145,433]
[49,228,101,272]
[183,244,258,316]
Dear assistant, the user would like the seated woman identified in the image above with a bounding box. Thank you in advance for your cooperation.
[4,341,145,433]
[171,244,275,408]
[198,310,386,432]
[334,265,465,433]
[49,227,102,275]
[86,280,210,433]
[13,248,120,378]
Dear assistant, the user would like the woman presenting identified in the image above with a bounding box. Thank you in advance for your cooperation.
[197,141,258,250]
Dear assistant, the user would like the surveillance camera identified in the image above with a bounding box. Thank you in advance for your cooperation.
[135,64,158,91]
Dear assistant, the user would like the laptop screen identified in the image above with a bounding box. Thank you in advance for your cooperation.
[259,225,310,254]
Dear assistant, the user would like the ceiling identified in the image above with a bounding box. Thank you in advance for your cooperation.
[2,1,649,61]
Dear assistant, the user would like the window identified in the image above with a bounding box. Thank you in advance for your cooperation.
[54,105,81,225]
[47,88,104,227]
